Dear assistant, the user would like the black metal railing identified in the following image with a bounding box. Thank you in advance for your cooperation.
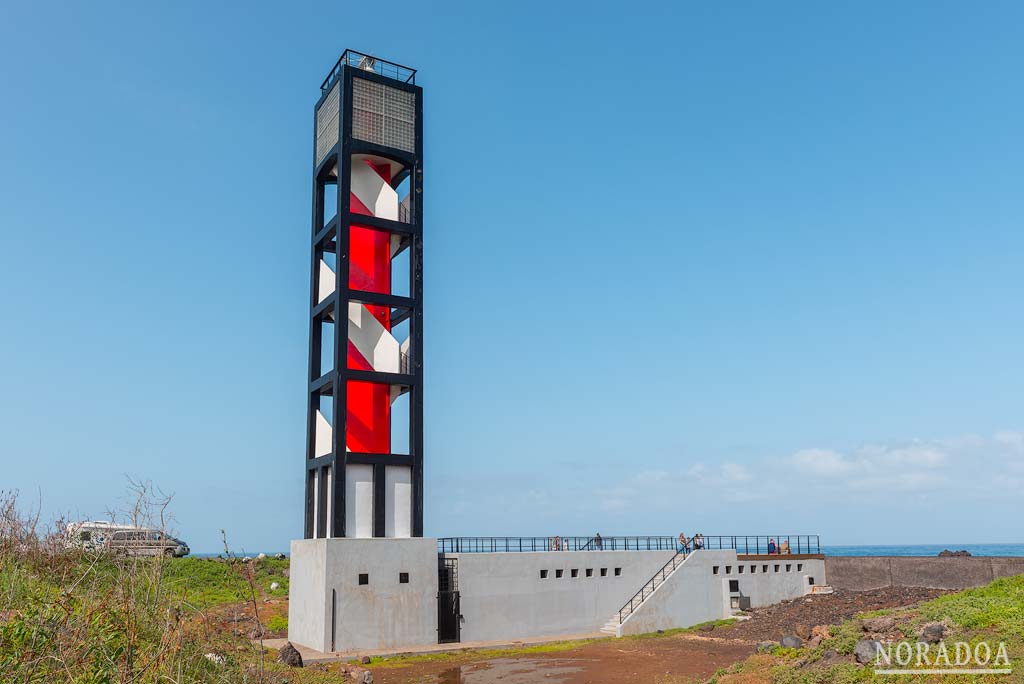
[694,535,821,555]
[436,535,821,555]
[437,536,678,554]
[618,550,688,623]
[321,49,417,93]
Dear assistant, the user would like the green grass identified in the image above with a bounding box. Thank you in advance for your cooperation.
[265,614,288,632]
[626,617,739,640]
[706,575,1024,684]
[368,637,604,668]
[0,554,290,612]
[161,557,290,608]
[915,575,1024,639]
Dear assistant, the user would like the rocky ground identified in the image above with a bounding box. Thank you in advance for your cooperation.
[714,586,950,643]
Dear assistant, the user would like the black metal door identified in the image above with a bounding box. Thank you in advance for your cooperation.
[437,557,460,643]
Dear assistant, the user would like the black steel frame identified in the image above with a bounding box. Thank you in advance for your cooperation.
[304,54,424,538]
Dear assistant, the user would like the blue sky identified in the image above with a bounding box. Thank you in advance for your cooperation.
[1,1,1022,553]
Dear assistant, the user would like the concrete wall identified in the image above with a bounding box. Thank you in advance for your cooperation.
[826,556,1024,591]
[288,538,438,652]
[619,551,825,636]
[733,555,826,608]
[288,539,327,650]
[451,550,675,642]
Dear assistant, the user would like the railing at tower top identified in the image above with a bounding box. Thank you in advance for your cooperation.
[436,535,822,555]
[321,49,417,93]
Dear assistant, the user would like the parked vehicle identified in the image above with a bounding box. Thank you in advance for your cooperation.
[65,521,190,557]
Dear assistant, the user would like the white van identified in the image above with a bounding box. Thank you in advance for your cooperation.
[66,521,190,557]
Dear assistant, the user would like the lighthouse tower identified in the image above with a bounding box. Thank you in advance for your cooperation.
[304,51,424,539]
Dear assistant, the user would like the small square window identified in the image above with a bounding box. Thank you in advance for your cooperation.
[725,566,732,574]
[555,569,563,578]
[540,569,548,579]
[399,572,409,584]
[808,576,815,585]
[729,579,740,593]
[713,566,720,575]
[600,568,608,577]
[774,565,780,573]
[762,565,769,573]
[786,564,792,572]
[738,566,744,573]
[358,573,369,585]
[797,563,803,572]
[571,569,579,578]
[750,565,756,573]
[585,568,593,577]
[614,567,622,576]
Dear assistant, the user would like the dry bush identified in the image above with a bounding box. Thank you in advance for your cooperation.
[0,484,268,683]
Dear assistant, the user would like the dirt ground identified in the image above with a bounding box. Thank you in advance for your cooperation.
[364,587,949,684]
[371,638,753,684]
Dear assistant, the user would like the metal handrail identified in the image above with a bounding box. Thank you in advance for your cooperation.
[437,536,677,554]
[321,49,417,93]
[695,535,821,555]
[436,535,821,555]
[618,550,688,623]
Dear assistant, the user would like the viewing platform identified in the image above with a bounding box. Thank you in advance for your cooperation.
[437,535,822,555]
[321,49,417,93]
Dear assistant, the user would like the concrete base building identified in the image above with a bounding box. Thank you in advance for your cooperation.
[290,51,827,655]
[288,535,827,653]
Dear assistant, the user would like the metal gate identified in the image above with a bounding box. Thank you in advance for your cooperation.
[437,557,460,643]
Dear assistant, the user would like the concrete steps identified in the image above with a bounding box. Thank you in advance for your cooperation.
[600,551,690,637]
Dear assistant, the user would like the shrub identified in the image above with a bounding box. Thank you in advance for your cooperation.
[0,486,266,683]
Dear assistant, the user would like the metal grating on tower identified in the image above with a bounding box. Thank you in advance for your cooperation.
[352,77,416,153]
[316,83,341,166]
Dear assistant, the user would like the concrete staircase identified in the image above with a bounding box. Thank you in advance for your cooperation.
[599,618,620,636]
[601,551,689,637]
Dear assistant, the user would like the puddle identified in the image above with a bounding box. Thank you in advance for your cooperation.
[434,658,582,684]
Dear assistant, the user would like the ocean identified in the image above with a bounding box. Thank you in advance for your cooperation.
[823,543,1024,557]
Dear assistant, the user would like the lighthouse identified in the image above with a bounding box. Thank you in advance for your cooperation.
[303,50,424,540]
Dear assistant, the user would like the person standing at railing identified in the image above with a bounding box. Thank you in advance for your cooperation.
[693,533,704,550]
[780,539,791,554]
[768,538,777,555]
[595,532,603,550]
[678,532,690,554]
